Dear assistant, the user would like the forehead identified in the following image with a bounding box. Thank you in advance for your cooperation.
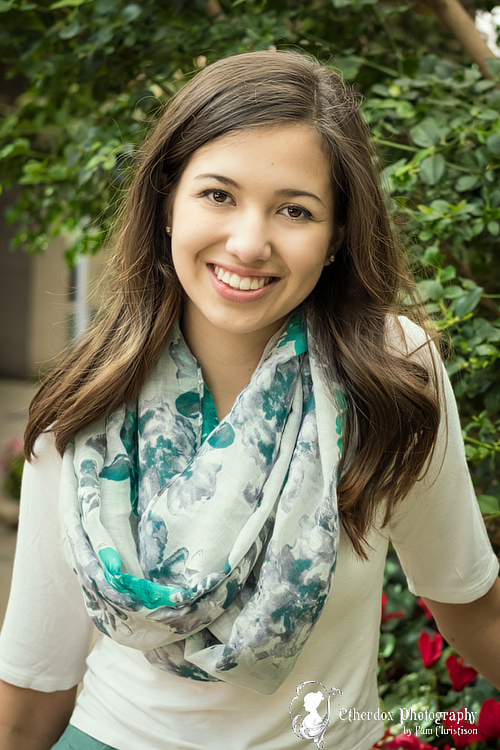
[178,124,332,194]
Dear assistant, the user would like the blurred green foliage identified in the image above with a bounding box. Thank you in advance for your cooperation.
[1,0,500,524]
[2,453,23,501]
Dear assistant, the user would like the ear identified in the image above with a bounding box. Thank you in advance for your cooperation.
[324,223,346,266]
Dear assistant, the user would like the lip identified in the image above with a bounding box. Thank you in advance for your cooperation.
[208,263,279,302]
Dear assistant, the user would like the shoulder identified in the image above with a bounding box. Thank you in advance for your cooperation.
[385,314,442,369]
[24,431,62,494]
[385,314,434,353]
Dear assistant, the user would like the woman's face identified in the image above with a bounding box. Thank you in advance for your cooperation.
[170,124,336,347]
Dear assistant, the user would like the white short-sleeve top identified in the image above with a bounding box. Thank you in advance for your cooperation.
[0,318,498,750]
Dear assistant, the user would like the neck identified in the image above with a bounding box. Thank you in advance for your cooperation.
[181,313,284,420]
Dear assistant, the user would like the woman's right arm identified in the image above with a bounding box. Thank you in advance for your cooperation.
[0,434,94,748]
[0,681,77,750]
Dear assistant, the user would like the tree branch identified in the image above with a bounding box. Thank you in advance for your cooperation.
[419,0,497,78]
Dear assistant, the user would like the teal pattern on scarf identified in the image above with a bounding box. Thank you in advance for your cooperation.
[60,313,345,694]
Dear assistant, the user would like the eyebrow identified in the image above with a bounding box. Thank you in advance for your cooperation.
[194,173,326,208]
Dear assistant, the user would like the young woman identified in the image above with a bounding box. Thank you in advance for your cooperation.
[0,50,498,750]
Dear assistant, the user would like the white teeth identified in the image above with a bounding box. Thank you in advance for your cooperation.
[213,265,271,291]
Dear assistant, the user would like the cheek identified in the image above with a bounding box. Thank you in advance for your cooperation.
[171,227,202,266]
[290,245,330,283]
[173,214,222,255]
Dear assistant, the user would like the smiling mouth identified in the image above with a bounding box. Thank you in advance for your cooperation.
[213,264,275,291]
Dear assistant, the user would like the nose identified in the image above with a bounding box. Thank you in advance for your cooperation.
[225,210,272,263]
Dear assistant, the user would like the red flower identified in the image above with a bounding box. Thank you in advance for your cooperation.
[478,698,500,741]
[418,630,443,668]
[442,712,483,749]
[417,597,434,620]
[381,593,405,623]
[386,733,436,750]
[445,654,478,691]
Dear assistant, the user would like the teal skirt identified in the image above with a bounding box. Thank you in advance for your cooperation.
[51,725,117,750]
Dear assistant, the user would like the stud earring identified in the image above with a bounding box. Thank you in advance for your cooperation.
[166,226,172,235]
[328,254,335,264]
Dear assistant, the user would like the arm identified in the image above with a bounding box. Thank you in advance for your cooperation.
[0,434,94,746]
[422,577,500,691]
[0,680,77,750]
[387,320,500,686]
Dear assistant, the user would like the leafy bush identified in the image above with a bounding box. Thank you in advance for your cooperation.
[0,437,24,501]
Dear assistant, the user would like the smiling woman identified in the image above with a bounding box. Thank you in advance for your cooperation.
[0,50,498,750]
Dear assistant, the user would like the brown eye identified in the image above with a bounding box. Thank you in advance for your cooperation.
[282,205,312,220]
[211,190,229,203]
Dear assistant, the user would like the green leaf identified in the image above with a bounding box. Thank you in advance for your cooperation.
[440,265,456,283]
[371,84,390,97]
[435,59,458,79]
[424,302,441,313]
[369,98,414,118]
[471,219,485,237]
[421,246,443,268]
[487,221,500,236]
[486,58,500,76]
[475,344,498,357]
[461,278,479,291]
[0,138,30,158]
[0,0,15,11]
[121,3,142,22]
[419,155,445,186]
[394,100,415,119]
[456,175,479,192]
[443,285,464,299]
[86,154,104,169]
[59,21,80,39]
[453,287,483,317]
[474,80,496,92]
[331,55,363,80]
[481,109,499,122]
[419,279,444,301]
[50,0,91,7]
[65,146,81,168]
[378,633,396,659]
[418,230,434,242]
[19,160,46,185]
[486,134,500,155]
[465,444,479,460]
[478,495,500,515]
[409,118,445,148]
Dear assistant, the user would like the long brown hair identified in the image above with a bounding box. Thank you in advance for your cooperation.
[25,50,441,557]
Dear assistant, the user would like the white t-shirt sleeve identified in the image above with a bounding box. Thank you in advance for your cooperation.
[0,432,94,691]
[387,318,499,602]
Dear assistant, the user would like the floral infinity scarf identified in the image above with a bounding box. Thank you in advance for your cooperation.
[60,315,344,695]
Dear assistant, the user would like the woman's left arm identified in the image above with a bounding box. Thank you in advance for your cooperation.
[423,577,500,691]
